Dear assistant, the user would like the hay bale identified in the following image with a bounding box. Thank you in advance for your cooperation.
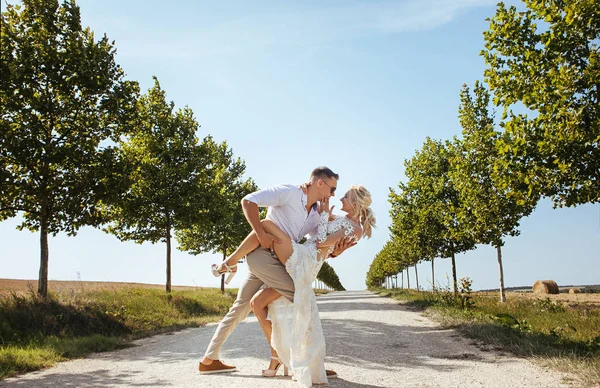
[568,288,581,294]
[532,280,559,294]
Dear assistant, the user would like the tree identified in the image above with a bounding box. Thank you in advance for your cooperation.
[389,182,434,290]
[0,0,138,298]
[104,77,213,293]
[366,239,403,290]
[481,0,600,207]
[317,261,345,291]
[401,138,476,294]
[414,264,419,291]
[177,143,258,293]
[451,82,537,302]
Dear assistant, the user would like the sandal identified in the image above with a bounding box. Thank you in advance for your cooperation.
[211,263,237,284]
[262,356,288,377]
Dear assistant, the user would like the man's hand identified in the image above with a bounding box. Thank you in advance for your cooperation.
[330,236,356,258]
[257,232,281,251]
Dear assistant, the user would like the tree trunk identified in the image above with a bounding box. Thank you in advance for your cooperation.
[431,258,435,291]
[166,214,172,294]
[221,249,226,293]
[451,251,457,295]
[38,202,49,299]
[401,270,404,288]
[407,269,410,289]
[497,244,506,303]
[415,265,419,291]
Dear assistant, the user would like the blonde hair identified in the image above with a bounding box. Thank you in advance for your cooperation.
[347,185,376,238]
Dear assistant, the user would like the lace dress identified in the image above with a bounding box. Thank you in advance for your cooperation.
[268,212,358,387]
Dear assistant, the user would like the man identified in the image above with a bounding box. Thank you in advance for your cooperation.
[199,167,353,377]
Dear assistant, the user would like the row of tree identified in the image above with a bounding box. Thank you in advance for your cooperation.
[317,261,346,291]
[367,0,599,301]
[1,0,347,298]
[0,0,241,297]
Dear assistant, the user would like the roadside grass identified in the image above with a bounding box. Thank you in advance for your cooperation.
[0,287,237,379]
[377,288,600,387]
[314,288,332,296]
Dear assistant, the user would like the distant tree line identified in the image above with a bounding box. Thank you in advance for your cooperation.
[367,0,599,302]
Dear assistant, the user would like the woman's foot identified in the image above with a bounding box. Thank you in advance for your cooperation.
[217,261,237,274]
[262,356,288,377]
[268,357,280,370]
[211,262,237,284]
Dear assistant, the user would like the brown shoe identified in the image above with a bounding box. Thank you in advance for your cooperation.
[198,360,237,374]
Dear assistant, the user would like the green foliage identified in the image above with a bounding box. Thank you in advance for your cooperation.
[481,0,600,207]
[176,142,258,258]
[0,0,139,298]
[0,345,62,379]
[365,239,402,289]
[533,297,566,314]
[104,77,211,245]
[0,0,138,233]
[403,138,476,259]
[452,82,536,247]
[383,138,476,293]
[458,277,475,309]
[317,261,345,291]
[380,289,600,355]
[102,78,226,292]
[451,82,538,302]
[0,287,236,378]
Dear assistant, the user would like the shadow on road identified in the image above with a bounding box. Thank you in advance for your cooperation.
[0,291,527,388]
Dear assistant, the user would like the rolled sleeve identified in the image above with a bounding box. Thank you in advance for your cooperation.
[243,184,294,208]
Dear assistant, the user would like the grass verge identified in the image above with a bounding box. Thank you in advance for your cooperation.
[0,287,237,379]
[376,288,600,388]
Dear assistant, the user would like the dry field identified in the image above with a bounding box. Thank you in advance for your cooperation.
[477,290,600,309]
[0,278,207,295]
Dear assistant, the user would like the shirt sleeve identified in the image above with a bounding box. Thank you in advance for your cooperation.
[243,184,294,208]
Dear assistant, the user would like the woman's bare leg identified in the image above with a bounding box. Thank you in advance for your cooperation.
[260,220,293,265]
[251,288,283,369]
[218,219,293,273]
[222,230,260,267]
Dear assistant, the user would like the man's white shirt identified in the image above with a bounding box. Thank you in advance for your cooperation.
[243,184,320,242]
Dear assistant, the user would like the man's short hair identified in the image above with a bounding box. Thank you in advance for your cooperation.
[311,166,339,181]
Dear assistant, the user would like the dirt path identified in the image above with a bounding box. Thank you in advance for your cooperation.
[0,290,568,387]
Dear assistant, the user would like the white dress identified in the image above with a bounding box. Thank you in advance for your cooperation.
[268,212,358,387]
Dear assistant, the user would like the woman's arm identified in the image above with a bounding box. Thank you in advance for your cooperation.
[316,225,362,249]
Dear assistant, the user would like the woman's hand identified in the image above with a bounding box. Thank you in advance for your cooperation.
[318,196,334,215]
[329,236,357,258]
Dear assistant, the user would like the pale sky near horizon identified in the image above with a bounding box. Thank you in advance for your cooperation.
[1,0,598,291]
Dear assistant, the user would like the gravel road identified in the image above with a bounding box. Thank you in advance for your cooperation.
[0,290,568,388]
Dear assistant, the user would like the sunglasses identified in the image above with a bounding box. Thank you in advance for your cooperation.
[321,180,336,195]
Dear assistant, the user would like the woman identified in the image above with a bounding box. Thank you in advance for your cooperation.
[213,185,375,386]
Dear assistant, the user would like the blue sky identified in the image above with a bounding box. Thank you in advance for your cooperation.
[1,0,598,291]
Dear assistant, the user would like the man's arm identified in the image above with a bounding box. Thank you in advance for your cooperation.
[241,198,280,250]
[241,185,292,250]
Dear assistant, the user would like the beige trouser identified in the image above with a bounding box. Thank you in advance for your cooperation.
[203,247,295,360]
